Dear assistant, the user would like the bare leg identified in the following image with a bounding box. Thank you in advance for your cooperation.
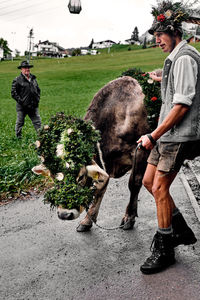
[143,163,176,228]
[152,170,177,228]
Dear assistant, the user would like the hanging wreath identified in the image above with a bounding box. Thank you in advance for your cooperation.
[34,112,100,210]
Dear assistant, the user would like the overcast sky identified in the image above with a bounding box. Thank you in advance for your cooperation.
[0,0,159,54]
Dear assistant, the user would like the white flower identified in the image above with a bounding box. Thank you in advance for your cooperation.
[165,10,172,19]
[35,140,41,148]
[39,156,45,163]
[65,162,70,169]
[67,128,73,135]
[56,144,65,158]
[56,172,64,181]
[44,125,49,130]
[147,79,154,84]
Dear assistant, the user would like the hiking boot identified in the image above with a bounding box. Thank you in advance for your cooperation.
[172,212,197,247]
[140,232,175,275]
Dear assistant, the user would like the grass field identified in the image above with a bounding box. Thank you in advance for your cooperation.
[1,43,200,199]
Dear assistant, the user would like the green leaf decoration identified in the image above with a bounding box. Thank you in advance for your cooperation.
[36,112,101,209]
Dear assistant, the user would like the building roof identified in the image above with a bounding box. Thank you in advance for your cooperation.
[35,40,66,50]
[94,40,116,44]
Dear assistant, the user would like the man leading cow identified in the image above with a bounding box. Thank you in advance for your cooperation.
[137,0,200,274]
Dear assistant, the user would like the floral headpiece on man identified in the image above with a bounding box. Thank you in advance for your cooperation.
[148,0,200,35]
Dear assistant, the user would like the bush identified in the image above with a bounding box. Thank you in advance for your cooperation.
[121,68,162,130]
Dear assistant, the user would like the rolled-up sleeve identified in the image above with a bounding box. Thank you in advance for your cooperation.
[173,55,198,106]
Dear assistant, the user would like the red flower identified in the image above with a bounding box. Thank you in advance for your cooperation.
[142,73,146,76]
[151,96,158,101]
[157,14,165,22]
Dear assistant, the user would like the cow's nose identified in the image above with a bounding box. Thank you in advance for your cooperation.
[57,211,74,220]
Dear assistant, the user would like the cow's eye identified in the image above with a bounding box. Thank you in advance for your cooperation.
[78,175,84,182]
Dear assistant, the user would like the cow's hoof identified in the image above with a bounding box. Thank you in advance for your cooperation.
[76,223,93,232]
[120,218,135,230]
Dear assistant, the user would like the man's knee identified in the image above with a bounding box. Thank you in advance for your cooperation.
[142,176,153,193]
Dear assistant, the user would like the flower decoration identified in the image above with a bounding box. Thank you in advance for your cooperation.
[151,96,158,101]
[35,112,101,210]
[165,9,172,19]
[121,68,162,131]
[157,14,165,22]
[149,0,200,34]
[148,79,154,84]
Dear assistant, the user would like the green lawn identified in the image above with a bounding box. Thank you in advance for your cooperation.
[1,43,200,199]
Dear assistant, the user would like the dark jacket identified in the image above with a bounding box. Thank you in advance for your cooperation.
[11,73,40,110]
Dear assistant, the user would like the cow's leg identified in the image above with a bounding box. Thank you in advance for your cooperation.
[76,178,109,232]
[121,149,149,230]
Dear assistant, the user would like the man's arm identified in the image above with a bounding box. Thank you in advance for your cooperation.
[11,78,23,104]
[138,55,197,149]
[137,104,189,149]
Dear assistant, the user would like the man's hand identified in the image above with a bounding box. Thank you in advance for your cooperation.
[148,71,162,82]
[137,134,156,150]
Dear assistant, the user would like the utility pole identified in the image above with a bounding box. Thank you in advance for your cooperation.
[11,31,16,61]
[27,28,34,62]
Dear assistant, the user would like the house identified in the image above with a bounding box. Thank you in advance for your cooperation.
[124,38,141,45]
[92,40,116,49]
[81,49,89,55]
[34,40,66,57]
[0,47,3,60]
[187,35,200,43]
[90,49,97,55]
[80,49,98,55]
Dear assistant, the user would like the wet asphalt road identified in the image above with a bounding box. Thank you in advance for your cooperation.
[0,173,200,300]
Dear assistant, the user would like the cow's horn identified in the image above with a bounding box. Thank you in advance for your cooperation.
[32,164,51,177]
[86,163,108,180]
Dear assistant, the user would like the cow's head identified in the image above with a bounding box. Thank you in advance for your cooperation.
[32,160,109,220]
[32,113,108,220]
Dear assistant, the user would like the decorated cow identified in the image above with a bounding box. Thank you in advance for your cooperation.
[32,71,161,232]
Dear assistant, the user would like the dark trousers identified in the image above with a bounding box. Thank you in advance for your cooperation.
[15,107,41,137]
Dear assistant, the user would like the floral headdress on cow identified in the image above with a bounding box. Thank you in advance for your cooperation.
[148,0,200,35]
[32,112,101,210]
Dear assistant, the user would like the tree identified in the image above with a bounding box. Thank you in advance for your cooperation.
[131,27,139,44]
[72,48,81,56]
[88,38,94,49]
[15,49,20,57]
[142,37,147,49]
[0,38,12,57]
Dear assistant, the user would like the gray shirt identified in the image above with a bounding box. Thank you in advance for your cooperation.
[159,40,200,142]
[167,40,198,107]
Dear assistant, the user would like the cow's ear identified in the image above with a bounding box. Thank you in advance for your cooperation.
[32,164,51,177]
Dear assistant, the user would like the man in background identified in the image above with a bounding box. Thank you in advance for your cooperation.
[11,60,41,138]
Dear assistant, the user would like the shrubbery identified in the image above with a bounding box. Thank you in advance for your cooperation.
[121,68,162,130]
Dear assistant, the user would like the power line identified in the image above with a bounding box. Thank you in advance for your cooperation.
[0,0,51,16]
[0,4,64,23]
[0,0,40,11]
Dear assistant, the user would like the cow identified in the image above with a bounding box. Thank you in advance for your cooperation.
[33,76,150,232]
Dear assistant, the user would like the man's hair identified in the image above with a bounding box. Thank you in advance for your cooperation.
[165,29,183,39]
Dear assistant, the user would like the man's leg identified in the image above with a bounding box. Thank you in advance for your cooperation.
[172,208,197,247]
[15,109,26,138]
[140,169,177,274]
[28,108,41,132]
[152,170,177,228]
